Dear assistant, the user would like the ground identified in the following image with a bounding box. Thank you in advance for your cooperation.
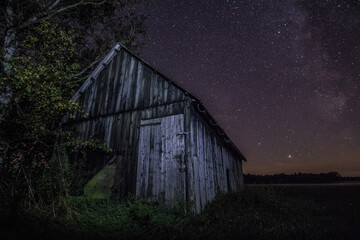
[1,184,359,240]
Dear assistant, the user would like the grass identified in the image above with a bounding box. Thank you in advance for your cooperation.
[1,185,359,240]
[193,185,360,240]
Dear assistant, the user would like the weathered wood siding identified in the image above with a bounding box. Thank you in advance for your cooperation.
[186,105,244,213]
[136,114,186,206]
[66,101,186,199]
[64,47,190,199]
[65,49,187,123]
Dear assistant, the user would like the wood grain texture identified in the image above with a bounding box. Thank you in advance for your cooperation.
[187,105,244,212]
[65,50,187,124]
[136,114,185,206]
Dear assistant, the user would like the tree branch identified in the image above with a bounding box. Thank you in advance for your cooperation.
[18,0,109,31]
[48,0,61,10]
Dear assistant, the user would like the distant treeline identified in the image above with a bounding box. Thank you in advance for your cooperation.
[244,172,360,184]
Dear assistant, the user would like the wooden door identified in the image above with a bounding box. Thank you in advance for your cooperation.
[136,114,186,206]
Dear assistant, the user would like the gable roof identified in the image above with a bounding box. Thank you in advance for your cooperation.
[72,43,247,161]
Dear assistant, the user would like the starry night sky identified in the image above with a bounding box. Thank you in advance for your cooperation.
[139,0,360,176]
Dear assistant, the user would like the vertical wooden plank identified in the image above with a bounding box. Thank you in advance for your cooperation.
[119,52,131,112]
[108,53,120,114]
[94,72,105,116]
[153,75,159,106]
[124,58,135,111]
[163,115,171,205]
[196,118,203,210]
[87,78,97,115]
[81,80,91,114]
[146,125,153,198]
[144,125,151,196]
[108,116,117,151]
[198,119,206,209]
[104,116,113,147]
[205,125,211,204]
[128,61,137,110]
[184,101,193,209]
[191,112,201,212]
[160,117,166,203]
[157,76,163,105]
[163,79,169,103]
[134,62,143,109]
[136,125,145,196]
[111,51,123,113]
[115,115,123,152]
[213,138,219,193]
[153,124,162,199]
[149,72,155,107]
[142,67,152,108]
[128,112,138,194]
[173,115,179,203]
[115,51,128,112]
[221,146,227,191]
[204,128,210,204]
[208,133,215,201]
[224,147,231,192]
[120,54,130,111]
[102,60,113,115]
[168,115,176,204]
[167,83,174,103]
[108,55,119,113]
[177,114,185,203]
[219,146,225,192]
[217,141,223,191]
[120,112,130,197]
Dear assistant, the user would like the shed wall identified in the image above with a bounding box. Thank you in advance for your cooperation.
[186,105,244,212]
[64,48,189,199]
[66,49,187,123]
[65,101,186,199]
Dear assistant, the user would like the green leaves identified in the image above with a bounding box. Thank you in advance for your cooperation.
[1,0,149,220]
[0,20,85,209]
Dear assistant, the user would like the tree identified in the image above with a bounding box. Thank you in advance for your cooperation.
[0,0,149,213]
[0,0,148,159]
[0,0,148,124]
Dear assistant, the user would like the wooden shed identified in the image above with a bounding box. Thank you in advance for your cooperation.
[64,43,246,212]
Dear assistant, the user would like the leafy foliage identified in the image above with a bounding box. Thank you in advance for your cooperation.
[0,20,110,213]
[1,20,76,193]
[0,0,148,215]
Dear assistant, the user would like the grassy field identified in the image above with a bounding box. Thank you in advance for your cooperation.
[1,184,360,240]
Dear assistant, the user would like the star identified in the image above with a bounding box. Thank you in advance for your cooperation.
[140,0,360,176]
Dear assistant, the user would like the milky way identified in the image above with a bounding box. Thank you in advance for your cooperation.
[140,0,360,176]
